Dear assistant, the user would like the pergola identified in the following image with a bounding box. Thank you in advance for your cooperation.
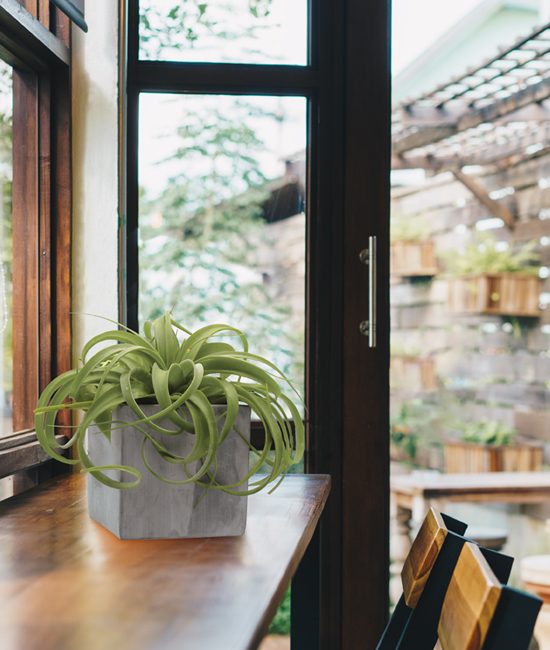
[392,22,550,229]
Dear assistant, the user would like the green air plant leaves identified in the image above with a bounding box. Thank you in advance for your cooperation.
[34,311,304,495]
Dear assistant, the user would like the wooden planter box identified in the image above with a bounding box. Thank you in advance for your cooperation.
[390,356,438,392]
[447,272,540,317]
[390,240,439,277]
[444,437,543,473]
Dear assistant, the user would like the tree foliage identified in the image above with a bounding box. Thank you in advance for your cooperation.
[139,0,274,60]
[139,98,304,404]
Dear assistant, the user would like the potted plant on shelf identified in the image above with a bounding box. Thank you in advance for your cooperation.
[444,417,542,473]
[390,214,439,277]
[390,342,438,393]
[444,234,541,317]
[34,310,304,540]
[390,399,442,468]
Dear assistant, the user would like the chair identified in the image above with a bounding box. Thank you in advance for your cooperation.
[378,508,514,650]
[439,541,541,650]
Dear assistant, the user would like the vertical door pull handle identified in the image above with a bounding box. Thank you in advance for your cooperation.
[359,236,377,348]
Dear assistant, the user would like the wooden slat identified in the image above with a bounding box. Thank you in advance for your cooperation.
[393,126,456,156]
[51,65,71,416]
[0,434,64,479]
[38,0,49,28]
[39,73,52,393]
[51,4,70,47]
[438,543,501,650]
[402,508,448,608]
[0,473,330,650]
[12,69,40,433]
[19,0,38,17]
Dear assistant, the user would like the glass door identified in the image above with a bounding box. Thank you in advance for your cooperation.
[124,0,391,647]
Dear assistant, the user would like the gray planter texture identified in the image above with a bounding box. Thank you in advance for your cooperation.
[87,404,251,540]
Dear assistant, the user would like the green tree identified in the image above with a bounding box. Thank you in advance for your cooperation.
[139,0,274,60]
[139,98,304,404]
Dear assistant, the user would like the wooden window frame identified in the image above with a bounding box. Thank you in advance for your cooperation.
[0,0,71,486]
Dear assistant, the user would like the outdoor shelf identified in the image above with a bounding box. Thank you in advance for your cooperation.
[0,472,330,650]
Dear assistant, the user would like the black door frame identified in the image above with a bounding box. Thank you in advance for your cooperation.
[122,0,391,646]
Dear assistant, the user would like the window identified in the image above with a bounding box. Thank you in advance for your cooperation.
[0,1,72,497]
[124,0,391,647]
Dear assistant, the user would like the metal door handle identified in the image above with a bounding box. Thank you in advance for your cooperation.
[359,236,377,348]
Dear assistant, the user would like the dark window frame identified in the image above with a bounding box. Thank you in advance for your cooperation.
[123,1,391,647]
[0,0,72,487]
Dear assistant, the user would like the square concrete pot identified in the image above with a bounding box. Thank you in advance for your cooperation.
[87,404,251,540]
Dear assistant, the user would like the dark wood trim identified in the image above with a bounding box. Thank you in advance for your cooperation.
[19,0,37,16]
[4,4,72,470]
[51,44,72,398]
[0,434,65,479]
[0,0,69,70]
[39,72,52,393]
[134,61,320,95]
[51,4,70,47]
[118,0,128,325]
[12,69,40,432]
[0,430,37,451]
[38,0,50,29]
[341,1,391,648]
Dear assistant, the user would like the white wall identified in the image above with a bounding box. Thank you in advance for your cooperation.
[71,0,120,362]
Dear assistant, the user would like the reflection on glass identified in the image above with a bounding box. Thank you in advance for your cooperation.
[138,94,307,411]
[139,0,307,65]
[0,61,12,440]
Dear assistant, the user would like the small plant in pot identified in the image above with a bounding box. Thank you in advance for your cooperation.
[35,311,304,540]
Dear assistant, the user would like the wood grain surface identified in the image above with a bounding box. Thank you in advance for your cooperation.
[0,473,330,650]
[402,508,448,608]
[438,542,502,650]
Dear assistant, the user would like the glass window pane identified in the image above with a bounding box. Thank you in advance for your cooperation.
[0,61,12,440]
[139,0,308,65]
[138,94,307,413]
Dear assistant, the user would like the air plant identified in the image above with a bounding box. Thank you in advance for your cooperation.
[34,311,304,495]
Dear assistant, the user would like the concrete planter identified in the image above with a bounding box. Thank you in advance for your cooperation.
[87,404,251,540]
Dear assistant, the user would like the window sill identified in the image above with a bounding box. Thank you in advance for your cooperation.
[0,471,330,650]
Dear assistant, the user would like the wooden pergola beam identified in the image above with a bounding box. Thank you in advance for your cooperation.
[393,126,550,173]
[452,169,515,229]
[393,76,550,156]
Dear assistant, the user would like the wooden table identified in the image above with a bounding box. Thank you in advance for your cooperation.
[0,472,330,650]
[390,471,550,602]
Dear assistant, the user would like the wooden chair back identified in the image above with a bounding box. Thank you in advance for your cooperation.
[438,542,501,650]
[377,508,513,650]
[377,508,468,650]
[402,508,448,608]
[439,542,541,650]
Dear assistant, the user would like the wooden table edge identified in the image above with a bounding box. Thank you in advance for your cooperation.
[0,471,332,650]
[248,474,331,649]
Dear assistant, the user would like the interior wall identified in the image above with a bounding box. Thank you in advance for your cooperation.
[71,0,120,358]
